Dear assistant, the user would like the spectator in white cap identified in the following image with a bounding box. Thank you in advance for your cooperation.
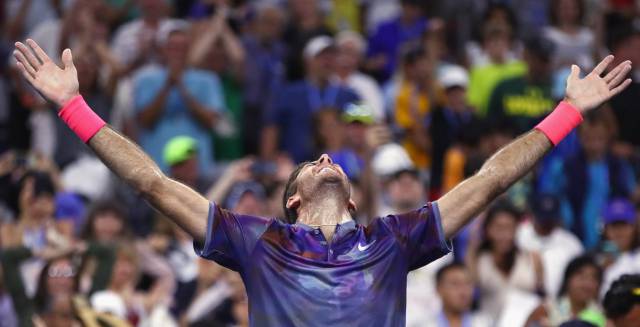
[334,31,385,122]
[262,35,360,163]
[428,65,480,198]
[371,143,456,326]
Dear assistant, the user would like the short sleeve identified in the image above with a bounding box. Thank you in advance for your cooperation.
[380,202,452,270]
[194,202,272,271]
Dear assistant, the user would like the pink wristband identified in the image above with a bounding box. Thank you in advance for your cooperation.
[535,101,583,146]
[58,95,106,143]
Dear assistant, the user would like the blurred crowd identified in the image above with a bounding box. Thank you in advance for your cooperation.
[1,0,640,326]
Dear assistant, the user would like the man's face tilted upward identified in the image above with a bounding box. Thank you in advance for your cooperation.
[283,154,353,222]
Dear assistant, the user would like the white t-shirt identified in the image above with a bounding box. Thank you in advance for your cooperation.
[516,221,584,298]
[543,26,595,70]
[406,253,454,326]
[601,250,640,299]
[477,250,538,317]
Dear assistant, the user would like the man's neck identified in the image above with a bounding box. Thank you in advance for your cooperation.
[308,75,329,89]
[400,13,419,26]
[569,297,588,316]
[586,151,606,162]
[335,67,353,80]
[533,222,554,237]
[297,193,352,241]
[143,16,161,28]
[443,308,465,327]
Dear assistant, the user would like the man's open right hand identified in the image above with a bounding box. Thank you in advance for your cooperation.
[13,39,80,108]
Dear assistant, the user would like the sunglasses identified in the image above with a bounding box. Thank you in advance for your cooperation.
[47,266,76,278]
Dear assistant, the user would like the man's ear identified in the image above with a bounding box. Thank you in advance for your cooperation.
[286,194,301,212]
[348,199,358,213]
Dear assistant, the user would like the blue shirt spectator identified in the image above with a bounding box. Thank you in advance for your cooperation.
[262,36,360,163]
[538,119,637,249]
[266,80,358,163]
[134,65,225,172]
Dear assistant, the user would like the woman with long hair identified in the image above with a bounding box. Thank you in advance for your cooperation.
[466,200,544,318]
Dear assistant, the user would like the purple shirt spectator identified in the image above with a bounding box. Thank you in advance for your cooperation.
[366,17,427,81]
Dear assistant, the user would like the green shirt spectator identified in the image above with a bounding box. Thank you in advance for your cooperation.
[487,76,555,134]
[467,60,527,116]
[487,36,557,134]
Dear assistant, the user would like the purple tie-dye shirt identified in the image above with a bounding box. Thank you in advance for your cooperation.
[194,201,451,326]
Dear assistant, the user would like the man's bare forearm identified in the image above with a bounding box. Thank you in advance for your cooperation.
[438,129,552,238]
[88,126,209,242]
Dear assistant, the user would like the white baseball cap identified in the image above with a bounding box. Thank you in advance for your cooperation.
[303,36,335,59]
[438,65,469,89]
[371,143,415,177]
[90,291,127,319]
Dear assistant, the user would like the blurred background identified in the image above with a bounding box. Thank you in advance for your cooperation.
[1,0,640,326]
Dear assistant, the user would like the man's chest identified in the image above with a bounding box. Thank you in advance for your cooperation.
[252,228,402,266]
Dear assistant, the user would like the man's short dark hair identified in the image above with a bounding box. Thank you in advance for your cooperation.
[603,274,640,319]
[436,262,467,285]
[282,161,312,223]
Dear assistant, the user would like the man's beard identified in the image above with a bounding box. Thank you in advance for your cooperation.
[312,176,350,200]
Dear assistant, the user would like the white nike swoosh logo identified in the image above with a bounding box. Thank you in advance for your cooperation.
[357,241,375,251]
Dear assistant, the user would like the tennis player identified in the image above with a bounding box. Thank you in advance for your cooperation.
[13,39,632,326]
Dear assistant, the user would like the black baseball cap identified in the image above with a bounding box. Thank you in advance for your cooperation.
[531,194,560,223]
[524,36,556,62]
